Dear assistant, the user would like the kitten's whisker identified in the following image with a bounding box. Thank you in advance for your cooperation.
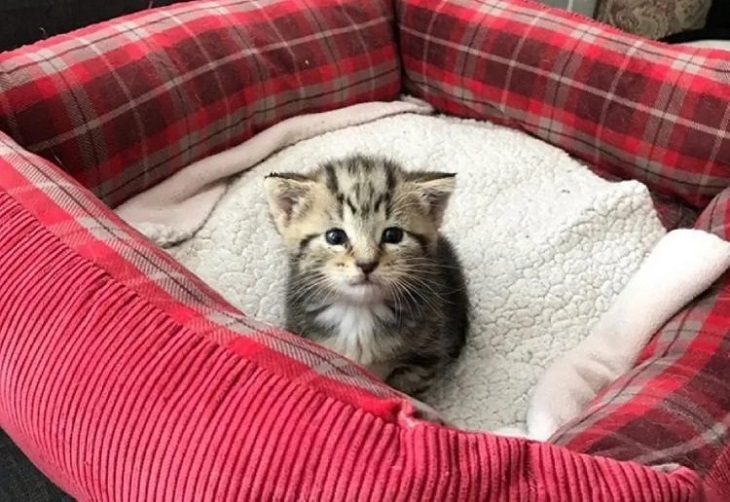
[392,276,442,316]
[398,277,447,318]
[399,257,461,269]
[289,275,335,303]
[275,155,468,397]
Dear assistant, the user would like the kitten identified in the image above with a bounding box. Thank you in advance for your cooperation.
[263,155,468,396]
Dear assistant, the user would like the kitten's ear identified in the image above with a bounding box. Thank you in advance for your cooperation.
[407,172,456,227]
[264,173,315,233]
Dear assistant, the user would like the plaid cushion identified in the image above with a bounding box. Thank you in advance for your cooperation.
[397,0,730,210]
[551,188,730,487]
[0,0,400,208]
[0,125,703,502]
[398,0,730,491]
[0,0,727,498]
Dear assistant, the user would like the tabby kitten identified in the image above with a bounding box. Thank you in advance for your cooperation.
[264,155,468,396]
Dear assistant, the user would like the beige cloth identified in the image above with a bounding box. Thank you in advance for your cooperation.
[495,229,730,440]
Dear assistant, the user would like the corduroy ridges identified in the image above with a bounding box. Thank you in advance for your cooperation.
[0,0,729,499]
[0,154,704,498]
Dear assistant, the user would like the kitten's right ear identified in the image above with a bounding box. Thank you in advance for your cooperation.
[406,171,456,228]
[264,173,315,233]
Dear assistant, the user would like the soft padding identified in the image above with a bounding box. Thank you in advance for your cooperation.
[1,0,730,499]
[0,0,401,207]
[398,0,730,210]
[0,122,703,502]
[397,0,730,483]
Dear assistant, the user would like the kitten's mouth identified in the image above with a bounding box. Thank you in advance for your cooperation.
[349,281,374,291]
[349,275,380,287]
[344,278,385,301]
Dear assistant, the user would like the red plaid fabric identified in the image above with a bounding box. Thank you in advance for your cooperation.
[0,133,400,412]
[0,123,704,502]
[552,188,730,486]
[0,0,728,498]
[397,0,730,492]
[397,0,730,211]
[0,0,400,208]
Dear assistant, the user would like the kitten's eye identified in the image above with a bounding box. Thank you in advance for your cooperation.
[382,227,404,244]
[325,228,348,246]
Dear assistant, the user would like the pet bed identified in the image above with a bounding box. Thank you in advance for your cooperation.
[124,108,668,432]
[1,0,730,500]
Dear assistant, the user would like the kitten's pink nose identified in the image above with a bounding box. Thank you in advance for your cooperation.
[356,260,379,275]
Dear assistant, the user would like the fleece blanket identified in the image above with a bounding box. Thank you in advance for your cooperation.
[142,112,669,431]
[525,228,730,440]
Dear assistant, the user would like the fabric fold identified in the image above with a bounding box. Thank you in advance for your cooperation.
[115,98,434,246]
[528,229,730,441]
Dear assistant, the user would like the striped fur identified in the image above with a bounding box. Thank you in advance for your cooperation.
[264,155,468,396]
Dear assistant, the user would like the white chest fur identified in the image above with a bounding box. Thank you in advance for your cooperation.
[314,302,396,369]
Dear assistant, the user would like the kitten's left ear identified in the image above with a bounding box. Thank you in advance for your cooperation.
[407,172,456,227]
[264,173,315,234]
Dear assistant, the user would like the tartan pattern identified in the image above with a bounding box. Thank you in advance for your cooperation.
[653,195,698,230]
[0,129,403,414]
[695,186,730,239]
[397,0,730,210]
[0,0,401,208]
[0,102,705,502]
[551,188,730,479]
[0,0,728,496]
[397,0,730,485]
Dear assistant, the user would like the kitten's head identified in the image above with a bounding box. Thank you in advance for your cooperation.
[264,155,455,304]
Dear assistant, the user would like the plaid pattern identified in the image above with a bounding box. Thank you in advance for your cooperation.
[652,193,698,230]
[0,0,728,498]
[0,129,402,414]
[399,0,730,485]
[0,0,400,208]
[0,107,703,502]
[397,0,730,489]
[397,0,730,211]
[552,188,730,482]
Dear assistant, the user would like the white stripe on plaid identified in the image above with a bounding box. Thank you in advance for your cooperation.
[1,136,399,398]
[28,18,389,154]
[401,26,730,146]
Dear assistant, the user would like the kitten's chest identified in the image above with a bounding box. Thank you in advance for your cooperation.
[314,302,399,367]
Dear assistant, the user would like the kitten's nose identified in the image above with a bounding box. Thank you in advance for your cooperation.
[356,260,379,275]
